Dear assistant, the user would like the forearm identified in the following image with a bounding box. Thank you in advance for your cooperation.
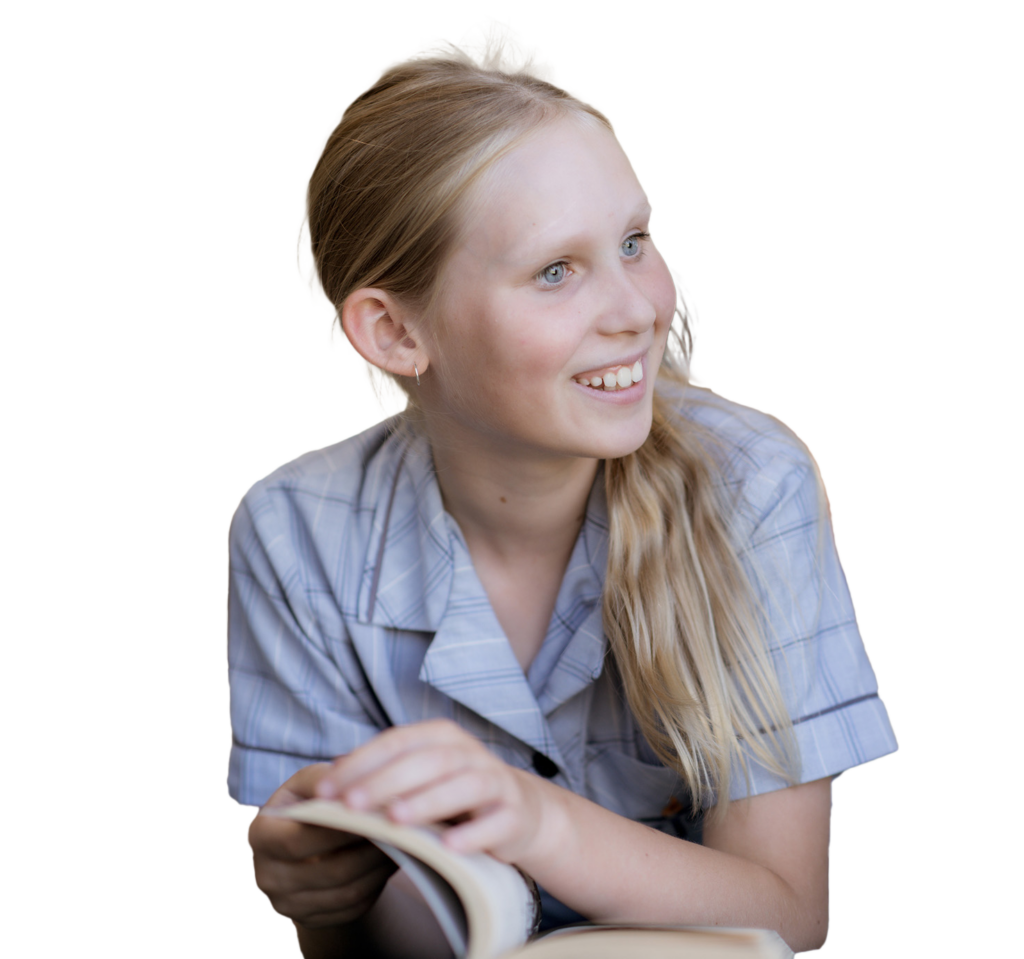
[519,779,826,953]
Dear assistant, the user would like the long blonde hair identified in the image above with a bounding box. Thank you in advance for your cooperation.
[308,50,798,812]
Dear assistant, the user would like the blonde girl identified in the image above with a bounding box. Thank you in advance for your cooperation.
[229,50,896,956]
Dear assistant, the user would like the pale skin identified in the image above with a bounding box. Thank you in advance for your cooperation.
[249,116,832,954]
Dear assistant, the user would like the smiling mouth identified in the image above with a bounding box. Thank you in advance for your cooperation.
[574,360,644,391]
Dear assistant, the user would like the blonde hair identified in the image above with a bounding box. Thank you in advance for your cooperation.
[308,51,798,813]
[309,50,608,320]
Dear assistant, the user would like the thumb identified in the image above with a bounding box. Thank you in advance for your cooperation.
[263,762,334,808]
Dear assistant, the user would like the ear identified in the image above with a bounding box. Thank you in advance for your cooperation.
[340,288,429,380]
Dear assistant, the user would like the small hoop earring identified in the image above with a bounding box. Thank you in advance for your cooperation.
[414,363,421,387]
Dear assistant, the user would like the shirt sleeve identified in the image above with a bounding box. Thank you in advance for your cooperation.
[729,451,898,800]
[227,487,383,806]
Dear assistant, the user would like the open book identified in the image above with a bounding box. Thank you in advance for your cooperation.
[266,800,794,959]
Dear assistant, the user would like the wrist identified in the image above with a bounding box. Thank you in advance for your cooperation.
[295,920,366,959]
[513,772,578,878]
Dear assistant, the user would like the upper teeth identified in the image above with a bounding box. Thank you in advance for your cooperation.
[577,361,643,391]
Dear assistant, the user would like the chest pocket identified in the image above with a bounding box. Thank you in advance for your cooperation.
[584,746,704,843]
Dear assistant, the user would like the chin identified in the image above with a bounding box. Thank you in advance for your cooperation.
[567,422,653,461]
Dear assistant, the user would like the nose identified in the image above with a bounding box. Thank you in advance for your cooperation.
[593,260,659,337]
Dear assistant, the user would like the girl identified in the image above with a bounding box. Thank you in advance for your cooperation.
[229,50,896,956]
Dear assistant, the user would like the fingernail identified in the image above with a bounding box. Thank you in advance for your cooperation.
[345,788,368,809]
[443,831,466,852]
[315,780,337,799]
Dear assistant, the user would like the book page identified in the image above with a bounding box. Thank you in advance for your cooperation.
[524,927,794,959]
[266,799,536,959]
[373,840,468,956]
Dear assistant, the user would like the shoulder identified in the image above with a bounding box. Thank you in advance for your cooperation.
[668,385,821,539]
[237,415,403,517]
[228,416,419,596]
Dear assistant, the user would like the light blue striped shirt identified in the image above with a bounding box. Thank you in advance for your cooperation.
[228,388,896,828]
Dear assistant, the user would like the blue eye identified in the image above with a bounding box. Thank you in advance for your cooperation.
[540,262,567,284]
[622,232,649,257]
[537,237,646,287]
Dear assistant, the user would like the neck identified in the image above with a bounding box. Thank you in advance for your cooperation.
[427,432,599,561]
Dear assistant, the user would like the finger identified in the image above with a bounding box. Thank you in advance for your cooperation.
[387,768,505,827]
[317,720,473,798]
[265,762,334,806]
[293,877,390,929]
[270,841,396,895]
[341,743,482,812]
[328,720,473,790]
[251,813,366,862]
[299,839,395,892]
[442,806,519,857]
[254,763,362,860]
[268,859,396,925]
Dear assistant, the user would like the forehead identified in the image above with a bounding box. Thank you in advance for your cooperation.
[453,116,649,271]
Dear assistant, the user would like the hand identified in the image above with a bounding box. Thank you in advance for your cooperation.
[314,720,562,868]
[249,763,398,929]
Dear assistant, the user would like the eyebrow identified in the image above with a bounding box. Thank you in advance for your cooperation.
[508,199,654,267]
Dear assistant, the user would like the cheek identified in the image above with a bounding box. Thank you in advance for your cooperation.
[648,261,678,335]
[490,307,581,378]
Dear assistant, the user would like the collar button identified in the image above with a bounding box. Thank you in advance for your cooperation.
[531,751,559,779]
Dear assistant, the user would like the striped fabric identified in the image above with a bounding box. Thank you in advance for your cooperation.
[228,388,896,823]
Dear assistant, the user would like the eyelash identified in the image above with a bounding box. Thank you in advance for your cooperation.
[535,232,651,287]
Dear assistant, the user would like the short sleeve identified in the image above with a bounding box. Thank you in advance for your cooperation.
[730,452,898,800]
[228,488,383,806]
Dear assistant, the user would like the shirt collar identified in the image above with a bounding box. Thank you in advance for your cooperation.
[356,428,610,638]
[356,427,455,631]
[356,426,611,756]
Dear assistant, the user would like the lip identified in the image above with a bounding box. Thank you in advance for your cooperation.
[573,351,647,383]
[571,353,648,404]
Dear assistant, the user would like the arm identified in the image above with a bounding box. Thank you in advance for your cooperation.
[249,763,398,958]
[230,486,411,955]
[315,720,832,953]
[526,773,831,952]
